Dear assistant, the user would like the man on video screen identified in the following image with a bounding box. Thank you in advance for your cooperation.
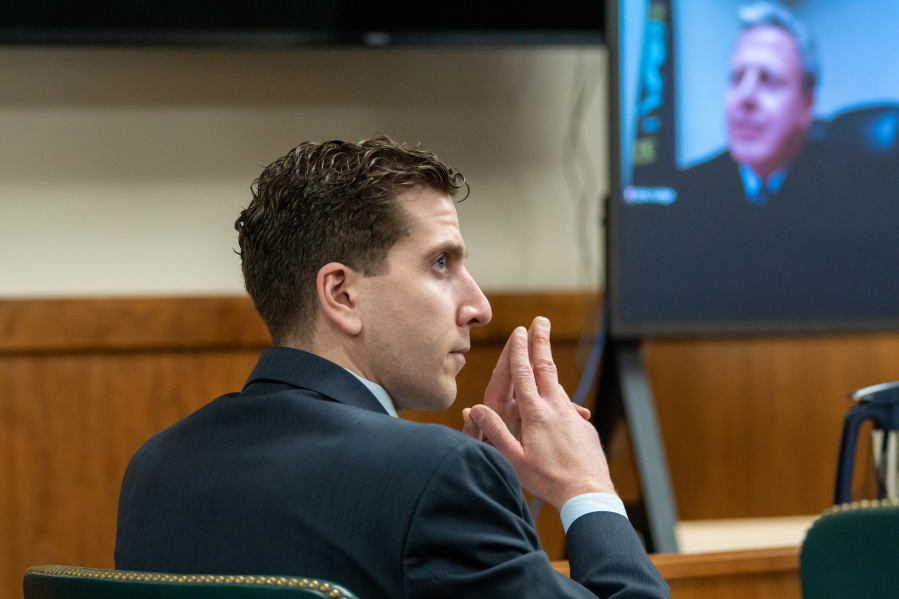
[680,2,820,207]
[625,2,898,324]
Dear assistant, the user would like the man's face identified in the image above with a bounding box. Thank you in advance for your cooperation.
[355,187,492,412]
[726,25,814,179]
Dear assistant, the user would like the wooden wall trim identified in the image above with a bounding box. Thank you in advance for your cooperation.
[0,292,601,355]
[471,291,600,344]
[0,296,270,354]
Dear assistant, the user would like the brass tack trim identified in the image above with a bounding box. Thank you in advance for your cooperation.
[25,566,349,598]
[822,496,899,516]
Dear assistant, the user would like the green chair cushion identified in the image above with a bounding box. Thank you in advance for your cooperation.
[800,500,899,599]
[24,566,358,599]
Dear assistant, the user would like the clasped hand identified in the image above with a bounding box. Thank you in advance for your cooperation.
[462,316,616,510]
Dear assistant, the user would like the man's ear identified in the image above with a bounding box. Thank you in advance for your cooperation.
[801,89,815,127]
[316,262,363,336]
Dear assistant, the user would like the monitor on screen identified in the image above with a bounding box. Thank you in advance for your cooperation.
[608,0,899,337]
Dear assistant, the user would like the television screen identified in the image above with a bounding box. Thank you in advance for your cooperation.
[609,0,899,336]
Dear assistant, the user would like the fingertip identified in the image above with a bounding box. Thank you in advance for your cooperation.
[514,327,530,348]
[531,318,550,347]
[510,327,528,354]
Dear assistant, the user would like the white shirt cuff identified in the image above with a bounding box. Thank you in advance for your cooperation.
[560,493,628,533]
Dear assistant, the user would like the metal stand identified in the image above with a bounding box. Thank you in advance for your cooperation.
[595,338,679,553]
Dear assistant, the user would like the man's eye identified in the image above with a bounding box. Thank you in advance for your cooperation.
[436,256,447,271]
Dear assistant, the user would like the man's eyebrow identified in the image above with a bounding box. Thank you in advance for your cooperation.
[431,240,468,260]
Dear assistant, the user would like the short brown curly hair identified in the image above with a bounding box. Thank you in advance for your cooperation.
[235,135,466,345]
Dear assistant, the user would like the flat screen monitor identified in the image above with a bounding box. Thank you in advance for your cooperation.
[608,0,899,337]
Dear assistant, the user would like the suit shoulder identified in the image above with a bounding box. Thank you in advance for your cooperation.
[400,426,525,511]
[675,151,744,208]
[680,151,737,181]
[357,417,523,499]
[379,418,516,474]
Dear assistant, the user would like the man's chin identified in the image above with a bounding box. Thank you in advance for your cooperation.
[730,146,779,170]
[395,382,457,413]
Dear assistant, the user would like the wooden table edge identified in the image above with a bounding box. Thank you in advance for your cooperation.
[551,545,800,580]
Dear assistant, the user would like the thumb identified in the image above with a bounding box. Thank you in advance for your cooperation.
[574,404,591,420]
[470,405,522,460]
[461,407,483,441]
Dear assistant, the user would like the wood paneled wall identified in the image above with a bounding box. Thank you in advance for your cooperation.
[645,335,899,519]
[0,293,598,599]
[2,293,899,598]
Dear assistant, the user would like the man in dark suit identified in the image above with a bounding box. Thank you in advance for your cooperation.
[626,136,864,323]
[115,136,669,598]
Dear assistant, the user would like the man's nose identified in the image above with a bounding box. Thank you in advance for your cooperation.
[736,71,759,104]
[457,270,492,328]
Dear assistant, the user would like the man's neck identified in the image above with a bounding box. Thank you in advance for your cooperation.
[283,328,365,378]
[280,335,398,417]
[342,368,398,417]
[312,344,371,383]
[745,134,806,182]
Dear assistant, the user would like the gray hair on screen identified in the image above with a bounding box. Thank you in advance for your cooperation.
[739,2,819,90]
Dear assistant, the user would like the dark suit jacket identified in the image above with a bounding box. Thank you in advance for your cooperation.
[115,347,669,598]
[619,143,899,326]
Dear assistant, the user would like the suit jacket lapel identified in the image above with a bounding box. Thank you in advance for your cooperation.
[244,347,389,415]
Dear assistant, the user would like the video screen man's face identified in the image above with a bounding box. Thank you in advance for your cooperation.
[725,24,814,180]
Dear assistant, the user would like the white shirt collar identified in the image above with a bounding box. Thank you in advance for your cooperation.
[343,368,398,417]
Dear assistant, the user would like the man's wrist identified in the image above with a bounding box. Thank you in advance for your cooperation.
[553,479,617,511]
[560,493,629,533]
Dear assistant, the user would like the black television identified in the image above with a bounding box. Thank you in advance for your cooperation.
[608,0,899,337]
[0,0,604,46]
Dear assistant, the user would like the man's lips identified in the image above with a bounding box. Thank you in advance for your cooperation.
[449,346,469,365]
[730,120,765,139]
